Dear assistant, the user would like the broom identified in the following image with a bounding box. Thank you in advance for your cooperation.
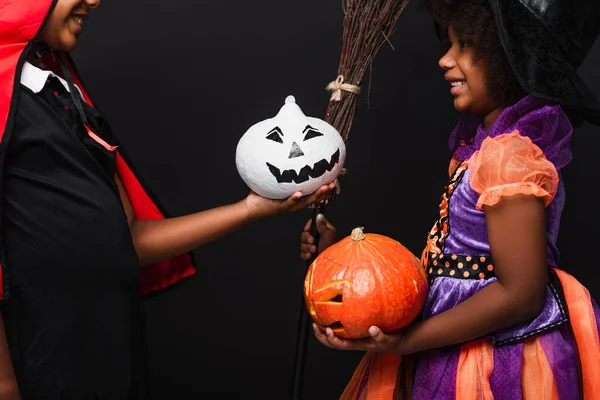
[291,1,410,398]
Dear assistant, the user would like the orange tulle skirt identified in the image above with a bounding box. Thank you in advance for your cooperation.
[339,269,600,399]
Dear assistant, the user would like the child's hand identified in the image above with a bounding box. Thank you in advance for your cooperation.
[312,323,405,355]
[243,182,336,220]
[300,214,337,260]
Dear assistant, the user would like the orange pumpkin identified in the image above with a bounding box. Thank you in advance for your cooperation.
[304,227,428,339]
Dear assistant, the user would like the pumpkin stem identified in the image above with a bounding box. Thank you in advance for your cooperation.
[351,227,366,242]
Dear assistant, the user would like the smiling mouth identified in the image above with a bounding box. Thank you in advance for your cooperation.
[266,149,340,184]
[72,16,85,27]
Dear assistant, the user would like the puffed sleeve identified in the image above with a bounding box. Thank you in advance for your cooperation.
[468,130,559,210]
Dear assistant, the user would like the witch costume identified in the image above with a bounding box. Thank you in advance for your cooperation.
[341,0,600,398]
[0,1,195,398]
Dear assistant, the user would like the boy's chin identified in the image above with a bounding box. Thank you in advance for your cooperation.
[58,39,78,52]
[53,34,78,52]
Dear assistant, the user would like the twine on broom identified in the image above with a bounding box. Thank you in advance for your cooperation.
[323,0,410,143]
[322,0,409,196]
[292,2,411,398]
[326,75,361,102]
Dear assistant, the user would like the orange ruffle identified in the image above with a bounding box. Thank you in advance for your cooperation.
[339,269,600,399]
[456,340,495,399]
[340,352,402,400]
[554,269,600,400]
[468,130,559,210]
[455,336,561,400]
[522,337,560,399]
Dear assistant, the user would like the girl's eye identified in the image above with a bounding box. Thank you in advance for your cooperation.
[460,41,470,48]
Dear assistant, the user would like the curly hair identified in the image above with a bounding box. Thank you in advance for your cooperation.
[423,0,527,107]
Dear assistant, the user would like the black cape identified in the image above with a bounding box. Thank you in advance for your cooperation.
[0,1,196,398]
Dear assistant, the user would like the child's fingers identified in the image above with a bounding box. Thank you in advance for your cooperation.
[303,219,313,234]
[286,184,334,211]
[301,252,312,260]
[305,193,324,206]
[313,323,333,348]
[307,185,332,204]
[301,243,316,254]
[319,184,335,200]
[288,191,304,204]
[301,231,314,244]
[324,218,336,232]
[325,328,357,350]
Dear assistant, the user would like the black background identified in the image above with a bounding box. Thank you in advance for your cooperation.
[71,1,600,398]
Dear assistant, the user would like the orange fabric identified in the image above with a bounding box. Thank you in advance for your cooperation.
[421,161,468,268]
[555,269,600,399]
[456,340,495,400]
[340,352,373,400]
[366,354,402,399]
[85,126,118,152]
[468,130,559,210]
[340,352,402,400]
[522,337,560,399]
[449,157,461,178]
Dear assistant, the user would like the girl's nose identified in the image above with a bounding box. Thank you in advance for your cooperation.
[439,51,455,71]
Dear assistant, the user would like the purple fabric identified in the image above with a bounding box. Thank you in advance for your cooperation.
[449,95,573,169]
[443,96,571,267]
[539,325,580,400]
[443,170,564,269]
[490,342,524,400]
[412,347,459,400]
[423,277,567,344]
[594,297,600,337]
[545,179,565,270]
[410,324,583,400]
[443,169,490,256]
[423,276,495,318]
[407,96,581,398]
[493,283,566,344]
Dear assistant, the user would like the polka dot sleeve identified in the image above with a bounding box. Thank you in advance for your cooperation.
[468,130,559,210]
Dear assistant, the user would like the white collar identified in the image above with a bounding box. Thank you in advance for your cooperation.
[20,61,84,98]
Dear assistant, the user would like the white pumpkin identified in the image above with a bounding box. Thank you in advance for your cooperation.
[236,96,346,199]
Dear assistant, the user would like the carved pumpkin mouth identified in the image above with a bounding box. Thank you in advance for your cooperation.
[314,301,345,332]
[309,284,346,334]
[266,148,340,184]
[319,321,344,332]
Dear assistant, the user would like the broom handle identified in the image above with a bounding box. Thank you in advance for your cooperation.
[291,202,325,400]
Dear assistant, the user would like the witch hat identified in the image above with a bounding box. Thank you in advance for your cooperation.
[488,0,600,127]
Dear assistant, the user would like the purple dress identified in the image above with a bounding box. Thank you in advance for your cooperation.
[346,96,600,400]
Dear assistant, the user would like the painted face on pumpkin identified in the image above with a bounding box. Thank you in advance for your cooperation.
[236,96,346,199]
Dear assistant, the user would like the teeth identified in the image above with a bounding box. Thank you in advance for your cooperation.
[451,81,465,87]
[73,16,83,26]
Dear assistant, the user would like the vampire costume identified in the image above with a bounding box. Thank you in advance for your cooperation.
[0,1,196,398]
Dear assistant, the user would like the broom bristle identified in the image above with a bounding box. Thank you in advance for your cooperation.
[325,0,410,143]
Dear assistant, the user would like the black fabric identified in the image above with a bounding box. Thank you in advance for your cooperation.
[426,253,496,280]
[37,77,116,176]
[0,79,149,399]
[487,0,600,127]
